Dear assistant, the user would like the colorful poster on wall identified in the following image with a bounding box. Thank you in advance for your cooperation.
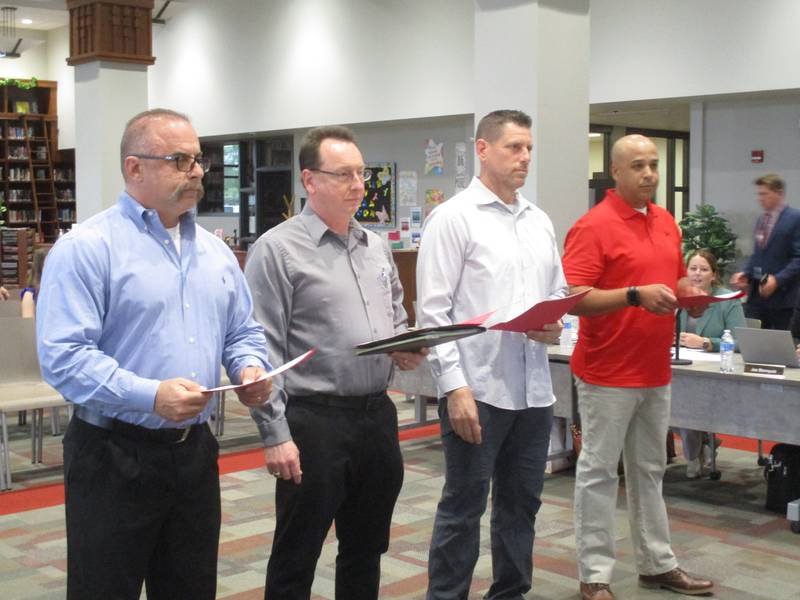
[454,142,468,192]
[424,139,444,175]
[356,162,395,227]
[398,170,418,207]
[425,188,445,218]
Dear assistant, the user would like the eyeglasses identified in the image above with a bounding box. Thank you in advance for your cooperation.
[129,153,211,173]
[309,168,371,183]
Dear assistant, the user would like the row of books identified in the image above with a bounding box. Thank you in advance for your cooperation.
[5,209,40,221]
[4,126,35,139]
[0,227,34,285]
[6,167,30,181]
[6,189,33,201]
[54,168,74,181]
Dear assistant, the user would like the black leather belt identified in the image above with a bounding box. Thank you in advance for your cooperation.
[74,406,197,444]
[289,392,389,410]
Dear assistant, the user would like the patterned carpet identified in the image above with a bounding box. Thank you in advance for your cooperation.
[1,400,800,599]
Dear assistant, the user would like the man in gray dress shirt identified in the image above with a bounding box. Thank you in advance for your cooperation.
[245,125,426,600]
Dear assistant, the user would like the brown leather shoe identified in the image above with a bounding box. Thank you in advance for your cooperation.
[639,567,713,595]
[580,581,615,600]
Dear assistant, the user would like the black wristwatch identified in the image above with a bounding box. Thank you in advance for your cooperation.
[626,286,641,307]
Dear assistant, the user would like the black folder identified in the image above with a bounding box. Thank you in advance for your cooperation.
[354,324,486,356]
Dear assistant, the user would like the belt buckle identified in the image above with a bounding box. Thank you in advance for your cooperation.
[172,427,191,444]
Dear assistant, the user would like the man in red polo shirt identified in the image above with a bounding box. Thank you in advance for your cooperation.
[562,134,714,600]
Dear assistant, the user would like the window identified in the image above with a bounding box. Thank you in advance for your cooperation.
[222,144,240,214]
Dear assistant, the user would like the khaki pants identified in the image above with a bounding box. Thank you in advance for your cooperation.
[573,378,678,583]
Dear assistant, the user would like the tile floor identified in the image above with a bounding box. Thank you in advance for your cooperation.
[1,397,799,599]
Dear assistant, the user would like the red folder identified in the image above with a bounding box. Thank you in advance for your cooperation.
[489,289,591,333]
[677,290,745,309]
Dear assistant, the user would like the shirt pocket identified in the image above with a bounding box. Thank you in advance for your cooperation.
[366,252,395,323]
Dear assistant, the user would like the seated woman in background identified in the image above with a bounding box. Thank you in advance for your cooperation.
[20,247,48,319]
[676,249,746,478]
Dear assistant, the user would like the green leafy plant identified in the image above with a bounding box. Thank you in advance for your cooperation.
[0,77,38,90]
[679,204,738,276]
[0,201,6,227]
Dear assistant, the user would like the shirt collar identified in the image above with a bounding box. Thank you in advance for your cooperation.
[118,191,197,235]
[470,176,532,214]
[766,203,786,220]
[299,203,367,247]
[605,188,655,221]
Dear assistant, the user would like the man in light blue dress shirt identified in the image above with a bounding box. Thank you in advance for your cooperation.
[36,109,272,600]
[417,110,567,600]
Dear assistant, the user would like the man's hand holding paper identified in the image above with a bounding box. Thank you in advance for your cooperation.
[235,366,273,407]
[525,320,563,344]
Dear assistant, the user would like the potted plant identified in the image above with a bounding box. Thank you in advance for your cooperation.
[679,204,738,276]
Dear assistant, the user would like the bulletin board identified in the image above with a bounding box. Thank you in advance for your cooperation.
[356,162,395,227]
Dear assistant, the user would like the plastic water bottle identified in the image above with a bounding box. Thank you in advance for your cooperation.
[719,329,735,374]
[559,318,573,352]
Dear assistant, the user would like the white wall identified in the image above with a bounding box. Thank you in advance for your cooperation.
[46,27,74,150]
[149,0,474,137]
[197,115,474,238]
[0,28,47,79]
[590,0,800,103]
[293,115,475,222]
[697,93,800,267]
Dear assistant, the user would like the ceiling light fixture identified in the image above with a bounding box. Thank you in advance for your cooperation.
[0,6,22,58]
[1,6,16,39]
[21,18,32,26]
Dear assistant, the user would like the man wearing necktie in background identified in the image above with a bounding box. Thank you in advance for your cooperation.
[731,174,800,330]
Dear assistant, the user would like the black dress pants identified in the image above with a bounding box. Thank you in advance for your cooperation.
[744,303,794,331]
[63,416,221,600]
[265,393,404,600]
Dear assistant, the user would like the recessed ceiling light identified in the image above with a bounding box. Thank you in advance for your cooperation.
[21,18,32,25]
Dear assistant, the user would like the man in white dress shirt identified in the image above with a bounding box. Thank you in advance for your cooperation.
[417,109,567,600]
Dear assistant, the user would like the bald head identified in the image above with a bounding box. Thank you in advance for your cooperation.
[610,134,659,208]
[611,134,656,165]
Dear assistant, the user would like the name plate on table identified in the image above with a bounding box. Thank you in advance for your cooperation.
[743,362,785,378]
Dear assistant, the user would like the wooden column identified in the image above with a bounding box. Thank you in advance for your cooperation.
[66,0,153,220]
[66,0,155,66]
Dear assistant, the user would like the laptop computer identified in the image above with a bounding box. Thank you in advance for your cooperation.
[735,327,800,368]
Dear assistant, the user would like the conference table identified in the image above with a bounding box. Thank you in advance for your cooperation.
[390,346,800,529]
[392,346,800,444]
[391,347,575,427]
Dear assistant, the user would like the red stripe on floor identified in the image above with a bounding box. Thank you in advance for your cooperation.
[399,423,440,441]
[0,482,65,516]
[5,429,772,516]
[717,434,780,453]
[0,425,442,514]
[218,447,266,475]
